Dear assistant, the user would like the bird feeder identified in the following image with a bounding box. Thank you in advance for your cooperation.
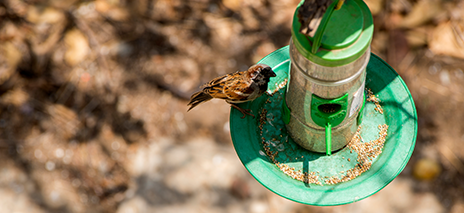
[230,0,417,206]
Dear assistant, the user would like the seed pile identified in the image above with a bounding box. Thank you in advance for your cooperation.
[259,103,323,185]
[367,88,383,114]
[259,82,324,185]
[324,124,389,184]
[258,85,388,185]
[268,78,288,95]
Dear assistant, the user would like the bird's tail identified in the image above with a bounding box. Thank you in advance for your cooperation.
[187,91,213,111]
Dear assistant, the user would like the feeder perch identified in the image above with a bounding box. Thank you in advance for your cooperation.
[230,0,417,206]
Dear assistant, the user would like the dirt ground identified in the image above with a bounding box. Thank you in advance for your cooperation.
[0,0,464,212]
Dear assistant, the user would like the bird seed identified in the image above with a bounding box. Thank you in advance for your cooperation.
[257,86,388,186]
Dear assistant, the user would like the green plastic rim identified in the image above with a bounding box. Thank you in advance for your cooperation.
[230,46,417,206]
[292,0,374,66]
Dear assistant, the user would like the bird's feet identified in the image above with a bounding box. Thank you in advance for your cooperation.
[230,104,255,119]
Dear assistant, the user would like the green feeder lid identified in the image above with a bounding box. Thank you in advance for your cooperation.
[292,0,374,66]
[230,46,417,206]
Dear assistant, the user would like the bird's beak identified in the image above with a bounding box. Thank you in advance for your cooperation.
[268,70,277,77]
[256,64,276,77]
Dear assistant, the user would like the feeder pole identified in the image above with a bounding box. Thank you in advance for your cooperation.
[325,123,332,156]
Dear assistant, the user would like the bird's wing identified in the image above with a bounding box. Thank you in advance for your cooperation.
[223,75,254,102]
[202,73,235,99]
[201,71,254,102]
[203,74,228,88]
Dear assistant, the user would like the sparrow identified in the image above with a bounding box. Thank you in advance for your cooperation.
[187,64,276,118]
[298,0,344,36]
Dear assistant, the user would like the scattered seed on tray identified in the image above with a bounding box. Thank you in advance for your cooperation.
[367,88,383,114]
[258,85,388,185]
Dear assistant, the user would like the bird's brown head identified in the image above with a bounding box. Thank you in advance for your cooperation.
[248,64,276,92]
[261,65,276,78]
[249,64,276,80]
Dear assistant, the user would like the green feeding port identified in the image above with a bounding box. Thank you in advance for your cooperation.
[318,103,342,114]
[311,93,348,128]
[229,0,417,207]
[311,93,350,156]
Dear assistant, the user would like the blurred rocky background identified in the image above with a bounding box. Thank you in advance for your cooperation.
[0,0,463,212]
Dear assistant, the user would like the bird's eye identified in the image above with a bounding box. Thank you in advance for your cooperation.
[250,71,259,79]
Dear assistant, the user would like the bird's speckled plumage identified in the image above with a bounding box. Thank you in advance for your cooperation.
[187,64,276,118]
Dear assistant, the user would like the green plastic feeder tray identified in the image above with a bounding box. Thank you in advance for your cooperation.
[229,46,417,205]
